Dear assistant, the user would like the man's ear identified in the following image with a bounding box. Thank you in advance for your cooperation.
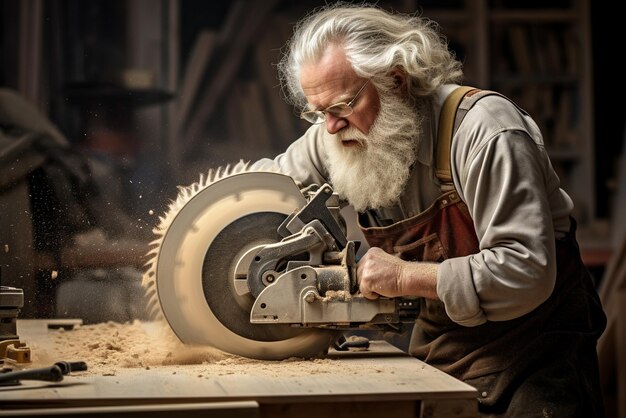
[389,69,407,91]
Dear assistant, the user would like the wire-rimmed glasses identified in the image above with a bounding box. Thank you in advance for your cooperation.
[300,80,370,124]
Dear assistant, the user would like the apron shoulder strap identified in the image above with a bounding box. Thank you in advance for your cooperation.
[435,86,477,184]
[435,87,506,185]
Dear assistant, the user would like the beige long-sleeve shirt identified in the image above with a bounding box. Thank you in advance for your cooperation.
[252,84,574,327]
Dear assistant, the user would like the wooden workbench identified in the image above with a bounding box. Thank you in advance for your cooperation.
[0,320,478,417]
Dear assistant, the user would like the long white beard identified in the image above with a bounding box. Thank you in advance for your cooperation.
[325,92,423,212]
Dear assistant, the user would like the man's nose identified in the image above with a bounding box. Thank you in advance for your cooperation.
[325,113,348,134]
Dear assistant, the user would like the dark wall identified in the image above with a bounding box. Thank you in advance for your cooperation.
[591,2,625,218]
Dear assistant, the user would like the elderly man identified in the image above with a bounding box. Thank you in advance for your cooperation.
[253,4,606,416]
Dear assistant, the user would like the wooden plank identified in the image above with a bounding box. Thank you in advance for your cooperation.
[18,0,44,109]
[507,26,533,75]
[253,14,298,148]
[574,0,596,220]
[598,246,626,349]
[166,0,182,179]
[597,240,626,416]
[610,137,626,249]
[176,30,218,132]
[183,0,280,156]
[618,291,626,418]
[242,80,273,152]
[0,402,260,418]
[599,234,626,304]
[261,401,416,418]
[1,319,477,414]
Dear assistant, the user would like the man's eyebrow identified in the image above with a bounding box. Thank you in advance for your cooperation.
[310,91,355,111]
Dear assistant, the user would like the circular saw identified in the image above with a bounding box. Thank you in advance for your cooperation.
[143,162,419,360]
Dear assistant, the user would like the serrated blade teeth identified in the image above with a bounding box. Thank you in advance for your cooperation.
[141,161,268,329]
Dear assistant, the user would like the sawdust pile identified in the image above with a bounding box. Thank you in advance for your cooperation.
[29,320,227,375]
[28,320,383,378]
[27,320,192,371]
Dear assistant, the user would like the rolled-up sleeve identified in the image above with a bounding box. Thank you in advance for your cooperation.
[437,99,561,326]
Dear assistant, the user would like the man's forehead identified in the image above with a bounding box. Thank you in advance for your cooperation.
[300,45,360,105]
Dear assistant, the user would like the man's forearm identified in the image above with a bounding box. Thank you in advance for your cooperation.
[400,260,439,300]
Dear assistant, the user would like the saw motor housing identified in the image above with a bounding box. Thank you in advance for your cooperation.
[234,183,420,330]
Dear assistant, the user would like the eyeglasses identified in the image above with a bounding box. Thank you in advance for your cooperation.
[300,80,370,124]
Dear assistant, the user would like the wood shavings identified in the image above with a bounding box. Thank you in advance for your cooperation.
[322,290,352,302]
[26,321,391,378]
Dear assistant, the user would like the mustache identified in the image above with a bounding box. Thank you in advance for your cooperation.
[337,128,366,146]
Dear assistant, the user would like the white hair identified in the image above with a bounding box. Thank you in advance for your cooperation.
[278,3,464,110]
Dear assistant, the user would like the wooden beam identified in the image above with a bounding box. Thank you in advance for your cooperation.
[182,0,280,156]
[619,291,626,418]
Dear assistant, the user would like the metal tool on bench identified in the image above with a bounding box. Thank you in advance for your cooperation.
[0,360,88,386]
[0,278,31,364]
[0,271,87,386]
[143,163,420,360]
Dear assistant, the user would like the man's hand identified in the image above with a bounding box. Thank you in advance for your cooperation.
[356,247,439,300]
[356,247,404,299]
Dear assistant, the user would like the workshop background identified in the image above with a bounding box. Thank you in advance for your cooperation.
[0,0,624,415]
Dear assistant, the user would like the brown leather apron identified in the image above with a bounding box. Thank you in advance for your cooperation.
[357,91,607,415]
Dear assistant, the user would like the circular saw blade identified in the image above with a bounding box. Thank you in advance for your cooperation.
[147,167,337,359]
